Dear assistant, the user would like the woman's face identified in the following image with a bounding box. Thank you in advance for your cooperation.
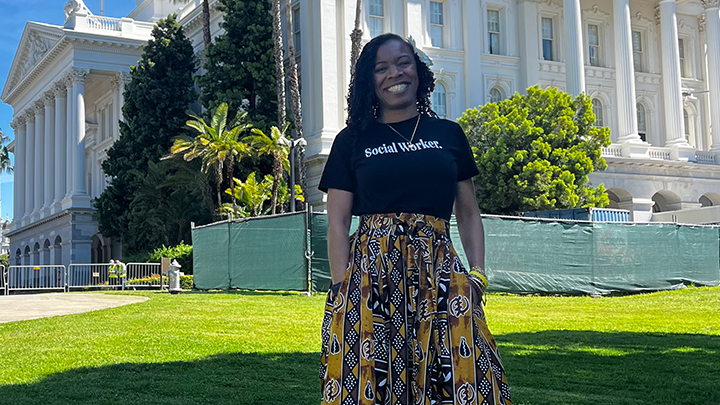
[373,40,419,115]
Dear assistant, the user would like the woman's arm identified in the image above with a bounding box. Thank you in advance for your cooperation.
[454,179,486,302]
[454,179,485,269]
[327,188,354,285]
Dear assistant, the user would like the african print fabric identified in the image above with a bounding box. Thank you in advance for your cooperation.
[320,213,512,405]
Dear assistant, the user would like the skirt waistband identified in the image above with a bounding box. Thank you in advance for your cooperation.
[359,213,450,236]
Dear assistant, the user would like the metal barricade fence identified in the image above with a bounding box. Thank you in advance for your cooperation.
[126,263,165,290]
[68,263,126,290]
[7,265,67,293]
[1,265,6,295]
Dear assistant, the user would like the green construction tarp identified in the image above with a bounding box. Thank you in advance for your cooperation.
[193,212,720,294]
[193,213,308,291]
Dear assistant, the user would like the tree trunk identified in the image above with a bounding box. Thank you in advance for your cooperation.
[202,0,211,46]
[226,156,236,212]
[272,0,286,127]
[350,0,363,78]
[214,162,223,209]
[270,154,282,215]
[285,0,306,199]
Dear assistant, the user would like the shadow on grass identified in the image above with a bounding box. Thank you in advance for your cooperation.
[0,352,321,405]
[498,331,720,405]
[3,332,719,405]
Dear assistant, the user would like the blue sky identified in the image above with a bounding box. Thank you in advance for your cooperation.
[0,1,137,221]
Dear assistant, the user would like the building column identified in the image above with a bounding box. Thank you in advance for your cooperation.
[564,0,586,96]
[464,0,485,106]
[518,0,540,93]
[70,68,90,206]
[52,83,67,213]
[10,116,26,226]
[704,0,720,153]
[63,75,74,204]
[42,92,55,217]
[613,0,640,143]
[659,0,688,146]
[32,103,44,221]
[24,111,35,222]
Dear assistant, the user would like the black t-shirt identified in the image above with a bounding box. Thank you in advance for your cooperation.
[318,115,479,220]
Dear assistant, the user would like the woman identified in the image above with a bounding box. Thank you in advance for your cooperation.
[319,33,511,405]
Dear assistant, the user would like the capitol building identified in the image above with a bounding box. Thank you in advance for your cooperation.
[4,0,720,266]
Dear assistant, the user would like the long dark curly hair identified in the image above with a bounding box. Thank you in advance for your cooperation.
[347,33,437,132]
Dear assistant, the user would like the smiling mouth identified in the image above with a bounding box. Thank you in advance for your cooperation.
[386,83,409,93]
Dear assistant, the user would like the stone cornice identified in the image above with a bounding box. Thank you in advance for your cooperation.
[3,30,145,105]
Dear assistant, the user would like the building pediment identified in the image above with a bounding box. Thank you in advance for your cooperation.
[1,23,64,103]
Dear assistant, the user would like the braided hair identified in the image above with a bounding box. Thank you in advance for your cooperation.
[346,33,438,133]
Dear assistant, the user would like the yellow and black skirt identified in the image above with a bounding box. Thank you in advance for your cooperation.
[320,213,511,405]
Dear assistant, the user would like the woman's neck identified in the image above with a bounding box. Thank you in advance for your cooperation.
[378,106,419,124]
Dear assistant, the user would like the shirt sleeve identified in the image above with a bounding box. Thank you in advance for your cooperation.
[318,128,357,193]
[455,124,480,181]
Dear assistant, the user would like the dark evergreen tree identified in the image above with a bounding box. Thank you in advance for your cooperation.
[94,14,199,254]
[198,0,277,131]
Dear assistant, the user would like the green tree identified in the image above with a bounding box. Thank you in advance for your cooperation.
[458,86,611,215]
[168,103,253,210]
[224,172,273,217]
[94,14,196,252]
[127,160,213,251]
[0,128,13,174]
[198,0,277,130]
[245,125,290,215]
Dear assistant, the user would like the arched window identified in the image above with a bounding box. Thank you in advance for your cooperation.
[592,99,604,127]
[432,83,447,118]
[636,103,647,142]
[489,87,503,104]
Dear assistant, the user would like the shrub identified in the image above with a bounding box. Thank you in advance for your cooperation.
[121,251,153,264]
[458,86,611,215]
[149,241,193,275]
[180,275,194,289]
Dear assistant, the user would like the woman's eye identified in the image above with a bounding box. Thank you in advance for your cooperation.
[375,67,387,73]
[399,61,410,67]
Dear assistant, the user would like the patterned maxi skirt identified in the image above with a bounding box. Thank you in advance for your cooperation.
[320,213,512,405]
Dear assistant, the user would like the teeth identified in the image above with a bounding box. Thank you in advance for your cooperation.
[387,84,408,93]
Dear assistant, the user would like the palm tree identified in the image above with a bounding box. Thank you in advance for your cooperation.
[245,124,291,215]
[271,0,286,126]
[350,0,363,77]
[0,128,13,174]
[171,0,211,46]
[224,172,273,217]
[167,103,252,210]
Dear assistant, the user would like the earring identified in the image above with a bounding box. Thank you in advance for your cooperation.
[372,104,378,118]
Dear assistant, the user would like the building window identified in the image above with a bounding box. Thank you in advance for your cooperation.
[588,24,600,66]
[488,10,501,55]
[684,109,690,141]
[432,82,447,118]
[592,98,604,127]
[637,103,647,142]
[368,0,384,38]
[632,31,643,72]
[541,17,554,61]
[292,6,301,54]
[489,87,504,103]
[430,1,444,47]
[678,38,686,77]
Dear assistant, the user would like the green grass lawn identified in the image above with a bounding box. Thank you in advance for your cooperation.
[0,288,718,404]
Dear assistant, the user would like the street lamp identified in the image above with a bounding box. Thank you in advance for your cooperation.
[278,137,307,212]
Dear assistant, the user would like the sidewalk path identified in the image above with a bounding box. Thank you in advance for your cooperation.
[0,293,149,324]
